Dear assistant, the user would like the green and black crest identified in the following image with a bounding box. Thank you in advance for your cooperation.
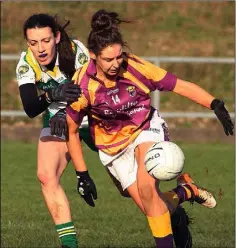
[78,53,88,65]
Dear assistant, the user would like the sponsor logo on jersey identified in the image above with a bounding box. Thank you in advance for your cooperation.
[127,104,144,116]
[107,88,119,95]
[37,79,59,91]
[126,86,136,97]
[18,65,29,74]
[58,77,67,83]
[78,53,88,65]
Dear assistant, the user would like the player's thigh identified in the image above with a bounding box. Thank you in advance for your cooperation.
[106,168,130,197]
[135,142,157,186]
[106,145,138,191]
[37,135,70,180]
[134,112,168,188]
[106,142,156,192]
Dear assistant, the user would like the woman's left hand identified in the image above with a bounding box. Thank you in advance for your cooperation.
[211,99,234,136]
[76,170,97,207]
[49,109,68,139]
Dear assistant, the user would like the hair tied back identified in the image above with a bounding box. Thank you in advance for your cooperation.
[91,9,121,32]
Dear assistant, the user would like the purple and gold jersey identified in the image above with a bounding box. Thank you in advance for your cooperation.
[67,53,177,155]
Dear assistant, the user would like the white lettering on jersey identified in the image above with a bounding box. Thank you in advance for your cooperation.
[107,88,119,95]
[111,95,121,105]
[127,104,145,116]
[103,100,144,116]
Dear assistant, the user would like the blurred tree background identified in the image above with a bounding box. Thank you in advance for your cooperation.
[1,1,234,138]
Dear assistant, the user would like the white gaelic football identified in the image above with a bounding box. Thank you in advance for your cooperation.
[144,141,185,181]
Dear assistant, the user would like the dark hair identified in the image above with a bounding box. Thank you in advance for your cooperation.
[23,13,75,79]
[88,9,130,55]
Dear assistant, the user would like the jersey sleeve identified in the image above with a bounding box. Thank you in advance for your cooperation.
[126,54,177,92]
[66,93,89,126]
[73,39,90,70]
[16,52,36,86]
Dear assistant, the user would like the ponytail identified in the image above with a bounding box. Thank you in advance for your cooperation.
[55,16,75,79]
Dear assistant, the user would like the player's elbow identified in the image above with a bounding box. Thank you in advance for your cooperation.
[25,111,37,119]
[23,106,39,118]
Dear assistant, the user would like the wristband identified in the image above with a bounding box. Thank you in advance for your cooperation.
[76,170,89,179]
[210,99,222,110]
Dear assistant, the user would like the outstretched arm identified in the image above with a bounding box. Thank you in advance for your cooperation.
[172,79,214,109]
[172,79,234,135]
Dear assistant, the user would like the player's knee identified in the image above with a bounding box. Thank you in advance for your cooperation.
[37,171,57,186]
[138,183,155,202]
[37,171,49,185]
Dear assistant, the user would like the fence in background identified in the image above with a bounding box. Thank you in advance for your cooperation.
[1,54,235,118]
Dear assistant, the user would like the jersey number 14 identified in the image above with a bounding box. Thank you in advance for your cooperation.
[111,95,120,105]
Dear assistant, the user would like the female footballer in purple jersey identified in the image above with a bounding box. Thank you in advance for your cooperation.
[63,9,233,248]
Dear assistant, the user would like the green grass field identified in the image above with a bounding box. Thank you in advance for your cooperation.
[1,141,234,248]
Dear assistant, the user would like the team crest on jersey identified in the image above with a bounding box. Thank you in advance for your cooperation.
[126,86,136,97]
[78,53,88,65]
[18,65,29,74]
